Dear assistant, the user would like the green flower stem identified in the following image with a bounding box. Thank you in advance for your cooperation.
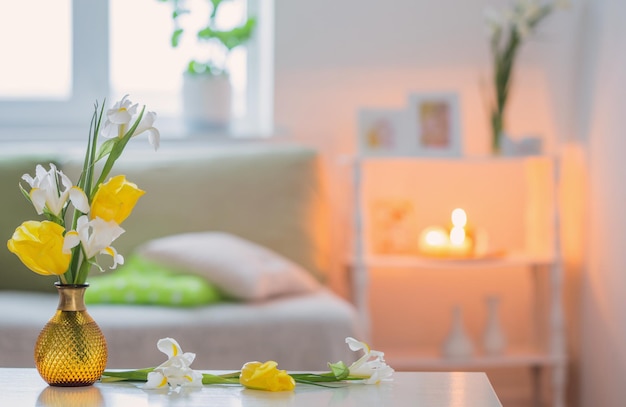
[201,373,241,385]
[95,107,145,189]
[102,368,155,382]
[291,373,362,383]
[101,369,241,385]
[101,369,364,387]
[75,257,92,285]
[58,274,69,285]
[489,3,554,153]
[62,102,104,285]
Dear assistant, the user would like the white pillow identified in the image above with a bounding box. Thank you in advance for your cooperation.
[135,232,321,301]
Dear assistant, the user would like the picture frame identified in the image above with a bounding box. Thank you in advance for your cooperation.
[357,108,411,156]
[406,92,462,157]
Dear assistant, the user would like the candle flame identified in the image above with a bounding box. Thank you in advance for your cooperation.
[450,227,466,245]
[451,208,467,227]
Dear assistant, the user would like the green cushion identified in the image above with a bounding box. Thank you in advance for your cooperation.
[85,255,223,307]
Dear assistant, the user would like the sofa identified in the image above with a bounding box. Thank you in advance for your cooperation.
[0,142,362,371]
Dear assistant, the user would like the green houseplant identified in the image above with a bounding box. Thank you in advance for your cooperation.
[157,0,256,128]
[484,0,568,154]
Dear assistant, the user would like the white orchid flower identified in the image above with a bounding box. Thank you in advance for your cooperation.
[345,337,394,384]
[63,215,125,269]
[21,163,89,217]
[101,94,160,151]
[145,338,203,390]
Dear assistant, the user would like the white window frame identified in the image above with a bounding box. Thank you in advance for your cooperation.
[0,1,108,131]
[245,0,274,136]
[0,0,273,139]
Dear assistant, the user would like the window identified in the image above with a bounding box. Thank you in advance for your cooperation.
[0,1,72,100]
[0,0,273,138]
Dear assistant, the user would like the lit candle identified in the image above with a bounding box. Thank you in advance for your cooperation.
[448,208,473,257]
[418,226,450,257]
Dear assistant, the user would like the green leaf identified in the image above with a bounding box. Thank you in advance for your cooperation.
[196,17,256,50]
[209,0,224,19]
[172,9,189,19]
[186,60,223,76]
[95,138,116,163]
[18,183,32,205]
[328,361,350,381]
[172,28,183,48]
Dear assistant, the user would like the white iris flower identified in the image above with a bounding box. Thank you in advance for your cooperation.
[101,94,160,151]
[345,337,394,384]
[63,215,125,270]
[21,163,89,217]
[145,337,203,390]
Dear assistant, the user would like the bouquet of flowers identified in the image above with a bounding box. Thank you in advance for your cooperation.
[484,0,569,153]
[7,95,160,285]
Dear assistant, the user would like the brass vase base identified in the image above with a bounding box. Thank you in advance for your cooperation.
[34,284,108,386]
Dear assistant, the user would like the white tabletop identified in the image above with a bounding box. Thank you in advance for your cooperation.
[0,368,502,407]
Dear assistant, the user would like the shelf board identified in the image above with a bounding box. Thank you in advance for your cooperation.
[385,348,560,370]
[343,153,557,162]
[352,252,554,270]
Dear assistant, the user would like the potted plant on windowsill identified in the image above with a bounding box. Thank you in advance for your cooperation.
[157,0,256,131]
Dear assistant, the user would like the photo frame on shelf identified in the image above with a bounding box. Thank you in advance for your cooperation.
[407,92,462,157]
[357,108,412,156]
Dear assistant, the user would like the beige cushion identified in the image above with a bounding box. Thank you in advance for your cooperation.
[136,232,321,301]
[61,144,331,282]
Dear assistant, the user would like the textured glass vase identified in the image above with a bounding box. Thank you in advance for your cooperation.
[34,283,108,386]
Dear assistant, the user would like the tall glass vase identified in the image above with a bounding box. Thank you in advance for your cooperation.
[34,283,108,387]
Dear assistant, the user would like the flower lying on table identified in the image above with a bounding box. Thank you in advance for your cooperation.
[101,336,394,392]
[7,95,159,284]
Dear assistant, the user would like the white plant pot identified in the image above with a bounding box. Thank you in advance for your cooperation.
[182,73,232,131]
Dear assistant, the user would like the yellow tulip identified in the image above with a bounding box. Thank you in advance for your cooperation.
[239,361,295,392]
[90,175,144,224]
[7,221,70,276]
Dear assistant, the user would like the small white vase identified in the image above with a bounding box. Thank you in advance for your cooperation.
[442,305,474,359]
[482,295,506,355]
[182,73,232,131]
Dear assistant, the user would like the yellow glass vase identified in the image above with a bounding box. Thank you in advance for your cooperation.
[34,283,108,387]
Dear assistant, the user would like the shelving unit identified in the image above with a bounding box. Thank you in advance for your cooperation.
[349,154,567,407]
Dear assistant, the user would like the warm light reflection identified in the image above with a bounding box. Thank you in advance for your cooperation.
[418,226,450,257]
[425,228,449,246]
[418,208,474,258]
[37,385,104,407]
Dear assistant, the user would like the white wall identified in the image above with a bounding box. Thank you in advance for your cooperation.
[582,1,626,406]
[274,0,581,154]
[273,1,603,406]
